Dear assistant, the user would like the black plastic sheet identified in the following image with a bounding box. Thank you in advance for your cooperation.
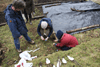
[42,1,100,34]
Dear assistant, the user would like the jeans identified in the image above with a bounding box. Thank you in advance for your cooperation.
[61,46,72,51]
[14,33,31,49]
[24,9,32,22]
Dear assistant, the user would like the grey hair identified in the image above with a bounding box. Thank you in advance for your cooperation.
[12,0,26,9]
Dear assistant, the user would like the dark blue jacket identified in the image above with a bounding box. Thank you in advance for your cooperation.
[4,4,28,38]
[37,18,53,37]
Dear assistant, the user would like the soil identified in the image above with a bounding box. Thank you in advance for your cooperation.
[0,43,6,66]
[0,12,6,24]
[0,10,6,66]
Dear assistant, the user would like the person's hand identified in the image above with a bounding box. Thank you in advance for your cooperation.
[41,36,44,40]
[54,39,58,42]
[19,35,23,39]
[53,43,56,46]
[45,37,49,41]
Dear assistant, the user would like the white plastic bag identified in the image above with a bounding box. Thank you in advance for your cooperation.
[14,58,33,67]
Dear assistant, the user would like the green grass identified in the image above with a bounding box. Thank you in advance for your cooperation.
[1,0,100,67]
[1,19,100,67]
[87,0,100,4]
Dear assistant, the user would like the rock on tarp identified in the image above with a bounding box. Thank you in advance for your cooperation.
[42,1,100,34]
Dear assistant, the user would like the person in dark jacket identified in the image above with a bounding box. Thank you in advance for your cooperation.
[4,0,35,53]
[37,18,53,41]
[23,0,35,25]
[53,30,78,51]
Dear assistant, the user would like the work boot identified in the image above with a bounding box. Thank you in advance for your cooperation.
[17,49,22,53]
[28,40,35,45]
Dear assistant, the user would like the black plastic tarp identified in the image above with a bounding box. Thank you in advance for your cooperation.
[42,1,100,34]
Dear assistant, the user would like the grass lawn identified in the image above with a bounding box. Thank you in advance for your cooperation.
[0,0,100,67]
[0,19,100,67]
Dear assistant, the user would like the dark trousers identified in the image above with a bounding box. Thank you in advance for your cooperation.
[61,46,72,51]
[24,9,32,22]
[14,33,31,49]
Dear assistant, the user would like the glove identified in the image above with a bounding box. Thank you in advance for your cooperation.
[41,36,44,40]
[45,37,49,41]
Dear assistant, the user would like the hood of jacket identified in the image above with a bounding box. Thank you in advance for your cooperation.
[4,4,15,16]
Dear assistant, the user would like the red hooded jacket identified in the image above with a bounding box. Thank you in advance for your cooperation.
[56,33,78,47]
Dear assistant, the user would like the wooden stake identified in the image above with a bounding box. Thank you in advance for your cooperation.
[34,1,62,6]
[45,3,61,8]
[53,31,58,41]
[31,15,46,20]
[66,24,100,33]
[0,22,7,27]
[71,8,100,12]
[71,8,85,12]
[31,12,48,20]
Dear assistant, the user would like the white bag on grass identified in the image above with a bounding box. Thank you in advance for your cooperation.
[14,58,33,67]
[19,51,37,61]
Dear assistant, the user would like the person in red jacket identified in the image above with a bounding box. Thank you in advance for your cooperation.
[53,30,78,51]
